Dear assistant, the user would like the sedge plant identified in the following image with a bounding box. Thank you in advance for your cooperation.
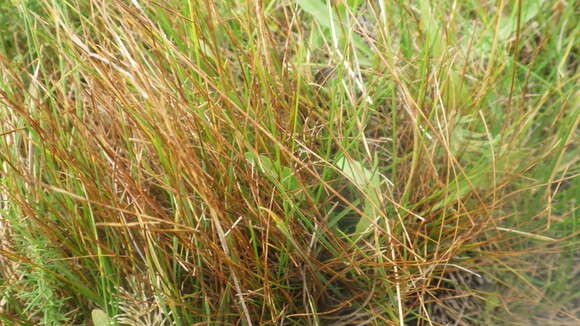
[0,0,577,325]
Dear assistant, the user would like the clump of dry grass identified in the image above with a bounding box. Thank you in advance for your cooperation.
[0,0,577,325]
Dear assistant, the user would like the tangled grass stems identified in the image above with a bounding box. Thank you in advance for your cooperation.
[0,0,577,325]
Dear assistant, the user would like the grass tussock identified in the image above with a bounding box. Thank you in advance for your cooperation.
[0,0,578,325]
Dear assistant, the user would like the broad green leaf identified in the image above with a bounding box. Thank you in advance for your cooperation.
[298,0,375,65]
[91,309,110,326]
[473,0,545,55]
[336,156,375,189]
[499,0,544,41]
[419,0,443,57]
[244,152,300,194]
[336,157,381,234]
[297,0,334,28]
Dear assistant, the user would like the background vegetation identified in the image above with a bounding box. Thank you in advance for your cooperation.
[0,0,577,325]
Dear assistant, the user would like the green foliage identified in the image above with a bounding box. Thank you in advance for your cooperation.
[91,309,111,326]
[0,0,577,325]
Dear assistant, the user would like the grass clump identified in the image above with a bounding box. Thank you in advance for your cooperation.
[0,0,577,325]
